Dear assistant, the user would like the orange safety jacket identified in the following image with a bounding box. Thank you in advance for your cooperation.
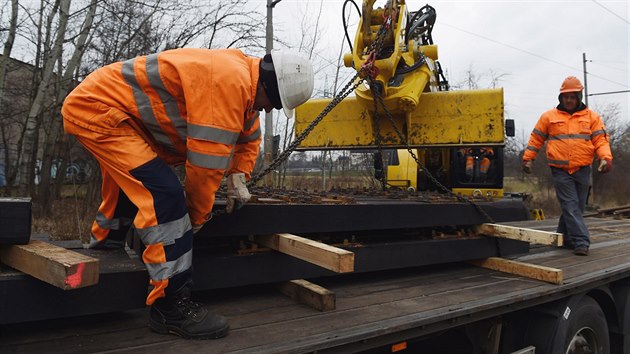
[62,48,262,225]
[462,147,493,173]
[523,107,612,174]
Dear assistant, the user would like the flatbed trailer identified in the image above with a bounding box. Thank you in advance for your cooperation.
[3,216,630,353]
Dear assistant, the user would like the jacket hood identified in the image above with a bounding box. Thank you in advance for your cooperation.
[557,92,586,115]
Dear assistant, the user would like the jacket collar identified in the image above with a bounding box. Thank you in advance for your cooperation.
[556,101,587,115]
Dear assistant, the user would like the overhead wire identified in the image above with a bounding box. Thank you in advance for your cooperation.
[590,60,629,74]
[590,0,630,24]
[440,21,630,89]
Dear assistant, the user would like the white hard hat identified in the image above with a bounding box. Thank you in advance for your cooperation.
[270,51,314,119]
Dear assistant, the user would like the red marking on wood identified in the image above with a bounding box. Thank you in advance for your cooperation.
[65,262,86,288]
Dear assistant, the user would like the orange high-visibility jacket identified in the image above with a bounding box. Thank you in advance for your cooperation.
[523,107,612,174]
[62,48,262,225]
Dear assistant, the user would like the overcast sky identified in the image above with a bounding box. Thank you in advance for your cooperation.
[271,0,629,140]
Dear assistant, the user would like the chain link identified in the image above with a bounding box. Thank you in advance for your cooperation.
[248,8,393,188]
[207,4,395,220]
[219,2,497,247]
[368,78,496,225]
[371,85,387,191]
[247,75,366,187]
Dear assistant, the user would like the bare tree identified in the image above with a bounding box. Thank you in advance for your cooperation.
[0,0,18,104]
[590,102,629,206]
[273,0,325,188]
[17,0,71,195]
[38,0,98,215]
[0,0,19,194]
[453,63,481,90]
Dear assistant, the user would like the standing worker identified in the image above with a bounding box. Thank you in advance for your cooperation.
[522,76,612,256]
[62,48,314,339]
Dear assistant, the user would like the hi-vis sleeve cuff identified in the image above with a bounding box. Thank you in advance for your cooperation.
[237,126,261,144]
[188,123,239,144]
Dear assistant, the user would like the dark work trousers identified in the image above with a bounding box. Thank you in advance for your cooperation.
[552,166,591,249]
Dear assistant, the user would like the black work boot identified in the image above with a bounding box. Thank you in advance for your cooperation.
[573,247,589,256]
[149,290,229,339]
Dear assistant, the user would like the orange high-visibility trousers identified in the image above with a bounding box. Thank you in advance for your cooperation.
[479,157,491,174]
[65,120,194,305]
[465,156,491,175]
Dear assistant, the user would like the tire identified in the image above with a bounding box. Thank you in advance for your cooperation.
[502,295,610,354]
[561,296,610,354]
[611,282,630,354]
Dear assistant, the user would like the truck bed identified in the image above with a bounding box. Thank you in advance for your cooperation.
[3,217,630,353]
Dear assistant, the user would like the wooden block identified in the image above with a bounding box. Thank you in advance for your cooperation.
[257,233,354,273]
[0,240,99,290]
[475,223,563,247]
[278,279,335,311]
[255,198,286,204]
[469,257,563,284]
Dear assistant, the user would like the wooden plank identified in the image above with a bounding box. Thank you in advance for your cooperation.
[0,240,99,290]
[278,279,336,311]
[257,233,354,273]
[469,257,563,284]
[476,223,563,246]
[251,197,286,204]
[597,204,630,213]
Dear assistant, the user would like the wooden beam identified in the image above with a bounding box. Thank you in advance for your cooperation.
[278,279,336,311]
[475,223,563,247]
[598,204,630,213]
[257,233,354,273]
[0,240,99,290]
[469,257,563,284]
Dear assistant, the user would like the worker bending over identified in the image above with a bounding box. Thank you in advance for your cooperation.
[522,76,612,256]
[62,48,314,339]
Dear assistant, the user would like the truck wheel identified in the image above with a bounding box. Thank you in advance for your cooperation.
[563,296,609,354]
[503,295,611,354]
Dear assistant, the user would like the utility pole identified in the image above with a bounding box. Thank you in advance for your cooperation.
[582,52,595,204]
[582,52,589,107]
[264,0,282,187]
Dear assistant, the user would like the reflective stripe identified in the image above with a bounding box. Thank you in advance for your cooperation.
[135,214,192,246]
[548,159,570,165]
[244,111,260,131]
[188,123,239,144]
[145,249,192,281]
[526,146,539,152]
[592,129,606,137]
[187,150,230,169]
[237,126,261,144]
[95,211,123,230]
[122,59,176,152]
[533,129,548,139]
[146,54,187,142]
[549,134,591,140]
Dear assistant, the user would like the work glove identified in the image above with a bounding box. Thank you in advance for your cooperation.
[192,223,204,234]
[226,173,251,213]
[522,160,533,174]
[598,159,612,174]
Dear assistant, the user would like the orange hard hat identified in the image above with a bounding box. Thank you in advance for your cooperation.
[559,76,584,93]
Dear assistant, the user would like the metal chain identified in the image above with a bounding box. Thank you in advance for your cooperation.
[371,85,387,191]
[248,8,393,188]
[369,79,496,225]
[207,4,396,221]
[247,75,365,187]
